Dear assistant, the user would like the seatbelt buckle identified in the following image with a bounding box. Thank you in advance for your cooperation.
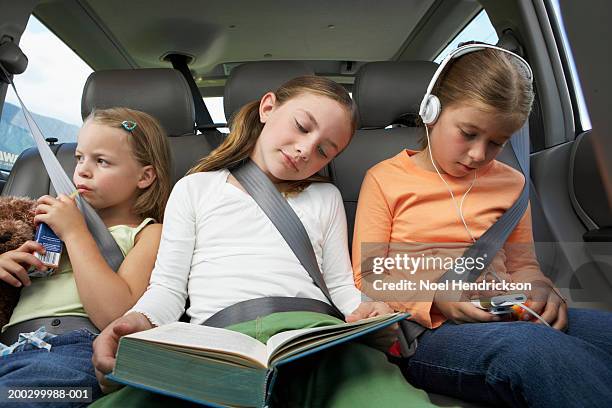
[31,222,62,277]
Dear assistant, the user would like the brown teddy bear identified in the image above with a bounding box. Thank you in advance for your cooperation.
[0,196,37,328]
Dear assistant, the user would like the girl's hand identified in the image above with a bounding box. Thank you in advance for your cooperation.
[346,301,394,322]
[434,300,503,324]
[92,312,154,394]
[0,241,47,287]
[346,302,398,351]
[434,290,502,324]
[524,280,568,330]
[34,194,87,240]
[540,298,568,330]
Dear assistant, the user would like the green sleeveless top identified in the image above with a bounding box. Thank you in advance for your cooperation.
[3,218,155,330]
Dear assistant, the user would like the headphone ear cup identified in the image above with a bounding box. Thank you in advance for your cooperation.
[421,94,441,125]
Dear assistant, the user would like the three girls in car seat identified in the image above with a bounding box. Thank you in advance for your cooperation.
[353,45,612,407]
[90,76,436,407]
[0,107,172,404]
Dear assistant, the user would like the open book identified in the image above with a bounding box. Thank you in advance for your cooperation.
[108,312,409,407]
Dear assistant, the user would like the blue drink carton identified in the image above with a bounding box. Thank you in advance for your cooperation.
[31,222,63,277]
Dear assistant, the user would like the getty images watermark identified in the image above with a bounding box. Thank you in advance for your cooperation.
[370,253,532,292]
[358,241,612,303]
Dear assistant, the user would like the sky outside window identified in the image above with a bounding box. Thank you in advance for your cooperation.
[435,10,498,63]
[4,16,93,126]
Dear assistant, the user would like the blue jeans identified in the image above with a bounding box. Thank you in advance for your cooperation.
[403,308,612,408]
[0,328,102,408]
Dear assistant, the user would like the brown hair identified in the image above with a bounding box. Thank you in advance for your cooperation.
[188,75,357,193]
[420,48,534,147]
[85,107,172,221]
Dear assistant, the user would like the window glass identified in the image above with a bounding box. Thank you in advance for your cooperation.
[0,16,93,171]
[203,97,228,133]
[550,0,592,131]
[434,10,498,63]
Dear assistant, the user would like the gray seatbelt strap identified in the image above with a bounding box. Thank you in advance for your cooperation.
[441,122,530,283]
[0,64,124,271]
[231,159,344,318]
[204,296,345,327]
[400,123,531,356]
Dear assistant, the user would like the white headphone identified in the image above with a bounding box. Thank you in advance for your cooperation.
[419,43,533,247]
[418,43,533,125]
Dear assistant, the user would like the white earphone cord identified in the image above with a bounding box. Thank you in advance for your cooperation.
[514,303,551,327]
[425,125,503,281]
[425,125,477,243]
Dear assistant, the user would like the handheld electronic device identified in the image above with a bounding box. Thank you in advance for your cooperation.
[472,293,528,315]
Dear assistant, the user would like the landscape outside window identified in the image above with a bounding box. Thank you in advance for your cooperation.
[0,16,92,171]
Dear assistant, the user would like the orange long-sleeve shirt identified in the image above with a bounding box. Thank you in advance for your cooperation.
[352,150,551,328]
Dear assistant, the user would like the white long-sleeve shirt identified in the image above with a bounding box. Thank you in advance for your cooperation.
[131,169,362,326]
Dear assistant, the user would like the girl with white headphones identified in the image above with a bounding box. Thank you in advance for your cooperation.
[352,44,612,407]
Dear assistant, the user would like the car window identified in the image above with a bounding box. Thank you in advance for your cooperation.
[549,0,592,132]
[203,96,228,133]
[0,15,93,172]
[202,91,354,134]
[434,10,498,63]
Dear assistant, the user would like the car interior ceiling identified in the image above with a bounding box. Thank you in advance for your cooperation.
[30,0,480,88]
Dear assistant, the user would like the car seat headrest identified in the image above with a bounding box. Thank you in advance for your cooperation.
[81,68,195,136]
[223,61,314,122]
[353,61,437,129]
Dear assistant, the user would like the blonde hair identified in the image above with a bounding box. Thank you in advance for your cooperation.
[189,75,357,193]
[85,107,172,221]
[420,48,534,147]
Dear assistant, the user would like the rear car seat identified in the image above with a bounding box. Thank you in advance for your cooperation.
[2,68,219,198]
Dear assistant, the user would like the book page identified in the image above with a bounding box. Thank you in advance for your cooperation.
[125,322,269,368]
[269,327,361,363]
[265,313,401,361]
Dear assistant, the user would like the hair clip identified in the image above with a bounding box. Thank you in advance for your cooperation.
[121,120,138,132]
